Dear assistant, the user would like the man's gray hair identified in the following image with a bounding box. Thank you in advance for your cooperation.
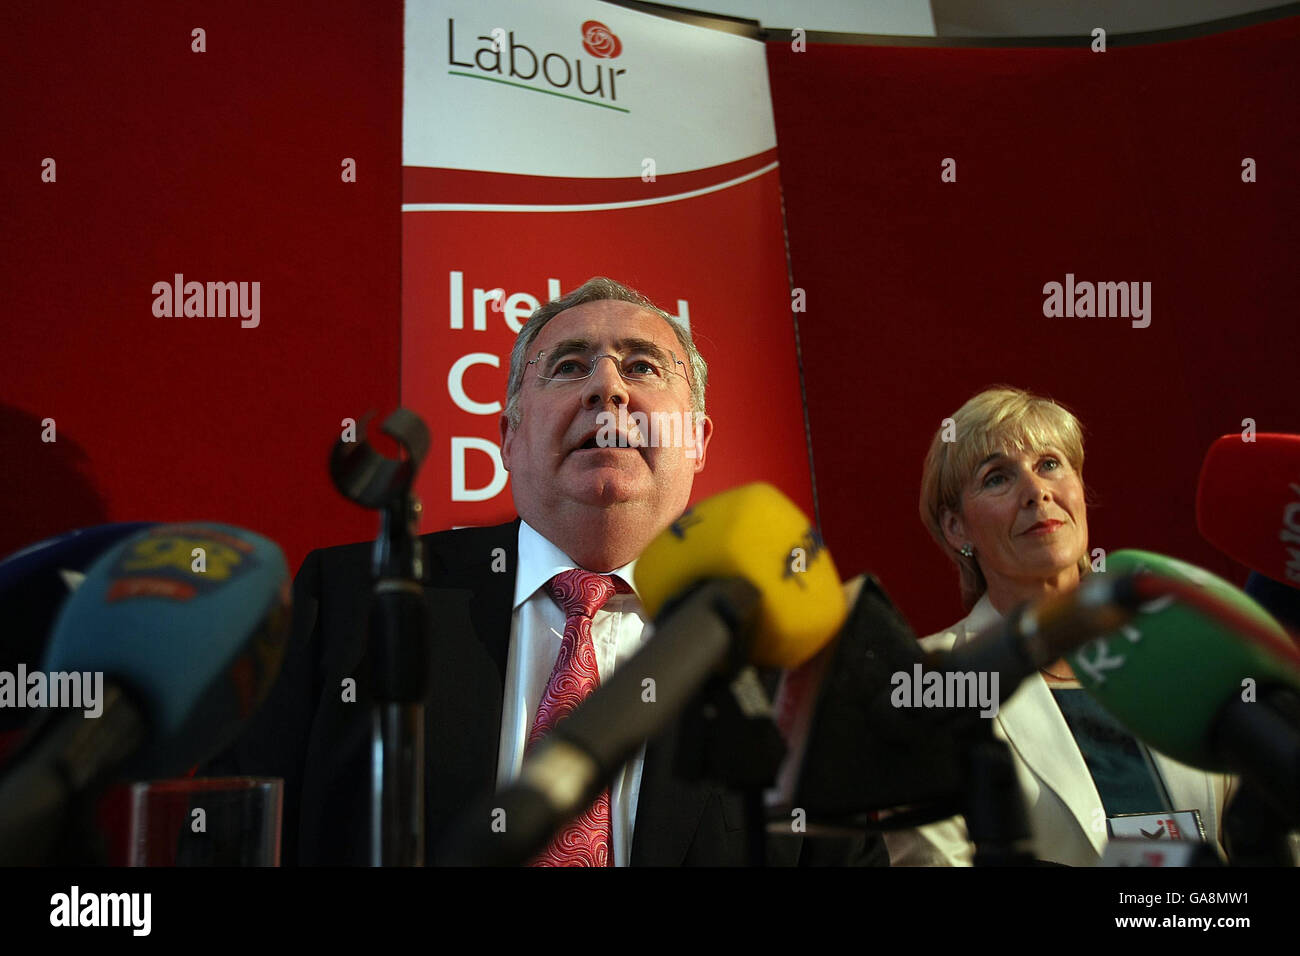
[504,277,708,428]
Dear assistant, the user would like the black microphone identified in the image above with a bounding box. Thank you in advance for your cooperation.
[933,570,1144,705]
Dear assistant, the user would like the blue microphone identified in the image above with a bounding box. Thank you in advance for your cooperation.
[0,522,291,864]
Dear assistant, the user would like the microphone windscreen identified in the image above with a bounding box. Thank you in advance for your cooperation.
[778,574,964,817]
[636,483,845,669]
[1196,432,1300,584]
[44,523,291,775]
[1068,549,1300,770]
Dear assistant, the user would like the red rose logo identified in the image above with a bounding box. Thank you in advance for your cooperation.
[581,20,622,58]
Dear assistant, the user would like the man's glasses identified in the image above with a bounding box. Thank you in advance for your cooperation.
[526,348,690,388]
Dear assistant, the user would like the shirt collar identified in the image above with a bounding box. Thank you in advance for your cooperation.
[512,520,640,611]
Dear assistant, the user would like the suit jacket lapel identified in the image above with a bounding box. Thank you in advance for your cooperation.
[421,520,518,858]
[423,520,517,682]
[630,727,712,866]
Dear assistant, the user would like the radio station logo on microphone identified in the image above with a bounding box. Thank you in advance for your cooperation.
[446,17,629,111]
[783,528,826,588]
[668,508,704,539]
[108,529,256,601]
[1281,482,1300,584]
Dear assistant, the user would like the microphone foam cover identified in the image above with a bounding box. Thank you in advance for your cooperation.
[637,483,845,669]
[45,523,290,744]
[1069,549,1300,770]
[1196,432,1300,584]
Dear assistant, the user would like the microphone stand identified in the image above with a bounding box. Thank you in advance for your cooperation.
[330,408,433,866]
[675,666,788,866]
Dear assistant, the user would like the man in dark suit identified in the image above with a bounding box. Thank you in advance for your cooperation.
[211,277,883,865]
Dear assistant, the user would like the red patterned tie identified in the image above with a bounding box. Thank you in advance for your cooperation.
[527,569,617,867]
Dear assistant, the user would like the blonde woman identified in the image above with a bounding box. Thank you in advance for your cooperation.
[885,387,1232,866]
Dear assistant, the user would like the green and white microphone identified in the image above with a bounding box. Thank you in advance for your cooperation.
[1068,549,1300,821]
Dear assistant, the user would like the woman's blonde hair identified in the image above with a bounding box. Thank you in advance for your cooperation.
[919,386,1088,611]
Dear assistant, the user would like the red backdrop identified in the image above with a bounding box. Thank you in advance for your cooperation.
[2,1,809,573]
[1,1,403,569]
[3,3,1297,643]
[768,17,1300,635]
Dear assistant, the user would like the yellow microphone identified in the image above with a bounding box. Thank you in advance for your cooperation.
[637,482,847,669]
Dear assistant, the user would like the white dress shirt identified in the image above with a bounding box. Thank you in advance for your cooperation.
[495,520,652,867]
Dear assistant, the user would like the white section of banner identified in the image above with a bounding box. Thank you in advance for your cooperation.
[403,0,777,177]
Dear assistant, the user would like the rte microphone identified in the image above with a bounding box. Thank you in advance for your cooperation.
[0,522,291,865]
[1067,550,1300,820]
[1195,431,1300,637]
[1196,432,1300,586]
[438,482,846,865]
